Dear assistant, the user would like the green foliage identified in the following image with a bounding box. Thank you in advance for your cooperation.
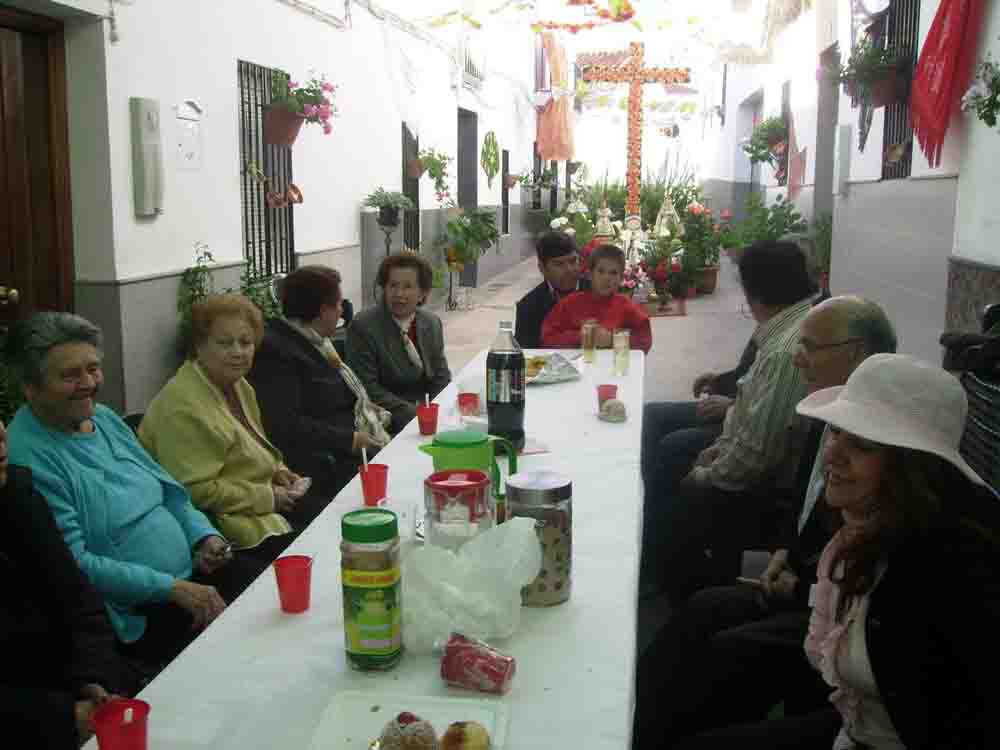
[640,175,667,232]
[665,179,704,216]
[439,208,500,267]
[737,193,808,246]
[363,188,414,211]
[268,69,337,130]
[963,49,1000,128]
[418,148,453,199]
[743,117,787,166]
[480,131,499,188]
[812,212,833,273]
[840,38,906,87]
[177,243,281,356]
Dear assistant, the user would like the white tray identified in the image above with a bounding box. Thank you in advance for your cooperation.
[307,691,510,749]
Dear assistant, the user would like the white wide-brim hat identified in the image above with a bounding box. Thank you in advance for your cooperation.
[796,353,985,487]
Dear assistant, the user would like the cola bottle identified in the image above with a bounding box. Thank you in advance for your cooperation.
[486,320,525,452]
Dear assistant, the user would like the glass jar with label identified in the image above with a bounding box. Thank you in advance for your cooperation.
[341,508,402,670]
[505,470,572,606]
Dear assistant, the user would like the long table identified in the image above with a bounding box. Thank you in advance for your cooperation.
[119,349,644,750]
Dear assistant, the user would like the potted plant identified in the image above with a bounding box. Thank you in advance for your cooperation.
[417,148,453,204]
[480,132,499,188]
[363,188,414,228]
[962,47,1000,127]
[742,117,788,166]
[439,208,500,271]
[264,70,337,146]
[840,38,909,109]
[406,157,426,179]
[680,201,722,295]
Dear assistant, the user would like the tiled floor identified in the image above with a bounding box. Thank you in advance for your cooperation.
[431,255,757,653]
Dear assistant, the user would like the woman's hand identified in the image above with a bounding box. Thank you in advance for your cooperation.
[169,579,226,631]
[594,326,614,349]
[273,484,297,514]
[74,699,98,743]
[193,535,231,575]
[353,431,385,455]
[79,683,117,706]
[760,549,799,600]
[273,466,301,487]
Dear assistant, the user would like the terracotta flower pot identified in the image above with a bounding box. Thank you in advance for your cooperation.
[695,265,720,295]
[869,69,905,109]
[504,175,519,190]
[406,158,425,179]
[263,106,306,147]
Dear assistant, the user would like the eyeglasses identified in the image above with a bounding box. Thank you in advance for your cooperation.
[797,337,863,354]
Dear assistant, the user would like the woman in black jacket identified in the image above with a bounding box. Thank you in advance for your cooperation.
[0,419,133,747]
[249,265,390,507]
[668,354,999,750]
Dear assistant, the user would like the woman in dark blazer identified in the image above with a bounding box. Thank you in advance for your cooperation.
[250,266,390,499]
[0,419,134,748]
[346,253,451,434]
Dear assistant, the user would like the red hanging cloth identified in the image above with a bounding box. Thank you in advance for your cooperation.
[910,0,984,168]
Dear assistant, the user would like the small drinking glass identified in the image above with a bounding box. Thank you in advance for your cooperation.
[613,329,630,375]
[581,319,597,363]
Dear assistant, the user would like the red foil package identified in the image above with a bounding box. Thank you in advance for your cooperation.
[440,633,516,695]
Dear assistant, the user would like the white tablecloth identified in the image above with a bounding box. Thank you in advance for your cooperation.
[122,349,644,750]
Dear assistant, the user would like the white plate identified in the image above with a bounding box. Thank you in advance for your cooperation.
[307,691,509,749]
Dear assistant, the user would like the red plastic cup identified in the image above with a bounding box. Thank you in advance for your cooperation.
[359,463,389,506]
[416,403,440,435]
[457,392,480,416]
[92,698,150,750]
[597,384,618,408]
[273,554,313,613]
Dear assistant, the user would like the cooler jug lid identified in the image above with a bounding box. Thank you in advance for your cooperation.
[433,429,489,447]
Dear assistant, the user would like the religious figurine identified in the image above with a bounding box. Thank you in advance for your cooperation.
[594,200,615,240]
[652,195,684,239]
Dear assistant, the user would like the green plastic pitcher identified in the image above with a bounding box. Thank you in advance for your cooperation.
[418,429,517,500]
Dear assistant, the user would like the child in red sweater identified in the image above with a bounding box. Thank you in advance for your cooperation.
[541,244,653,353]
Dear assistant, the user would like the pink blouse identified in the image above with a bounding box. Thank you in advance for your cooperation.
[805,529,905,750]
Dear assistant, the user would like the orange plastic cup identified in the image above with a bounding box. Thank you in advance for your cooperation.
[273,555,313,613]
[416,403,440,435]
[92,699,150,750]
[359,463,389,506]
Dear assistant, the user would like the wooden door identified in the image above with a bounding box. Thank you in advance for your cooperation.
[0,6,74,330]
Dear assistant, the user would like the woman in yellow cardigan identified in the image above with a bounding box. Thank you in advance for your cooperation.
[140,295,301,565]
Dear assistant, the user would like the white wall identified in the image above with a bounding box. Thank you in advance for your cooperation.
[952,5,1000,266]
[700,64,762,184]
[63,0,535,282]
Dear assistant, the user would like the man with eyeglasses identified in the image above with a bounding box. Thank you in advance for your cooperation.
[633,295,897,750]
[515,232,589,349]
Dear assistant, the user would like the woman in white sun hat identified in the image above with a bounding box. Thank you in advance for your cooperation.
[671,353,999,750]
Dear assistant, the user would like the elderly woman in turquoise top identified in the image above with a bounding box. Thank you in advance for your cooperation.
[4,312,262,667]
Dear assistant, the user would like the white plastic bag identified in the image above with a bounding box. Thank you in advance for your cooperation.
[526,352,581,385]
[402,517,542,653]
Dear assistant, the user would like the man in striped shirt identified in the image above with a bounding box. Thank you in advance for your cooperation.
[641,241,816,600]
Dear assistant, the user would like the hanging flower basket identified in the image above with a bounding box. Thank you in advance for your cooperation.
[869,68,907,108]
[504,174,519,190]
[263,106,306,147]
[407,157,426,179]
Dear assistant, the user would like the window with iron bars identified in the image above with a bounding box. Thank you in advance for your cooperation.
[238,60,296,281]
[880,0,920,180]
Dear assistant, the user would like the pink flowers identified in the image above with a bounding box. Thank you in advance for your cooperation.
[687,201,707,216]
[273,70,338,136]
[721,209,733,221]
